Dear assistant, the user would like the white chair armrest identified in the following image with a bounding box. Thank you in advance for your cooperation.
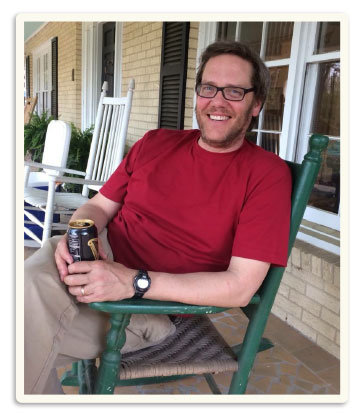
[24,161,86,176]
[49,176,105,186]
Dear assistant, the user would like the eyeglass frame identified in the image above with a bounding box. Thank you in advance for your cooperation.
[195,83,256,102]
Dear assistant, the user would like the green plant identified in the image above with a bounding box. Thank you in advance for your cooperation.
[67,123,94,171]
[24,112,55,161]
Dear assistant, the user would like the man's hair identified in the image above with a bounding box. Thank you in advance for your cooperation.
[196,40,270,110]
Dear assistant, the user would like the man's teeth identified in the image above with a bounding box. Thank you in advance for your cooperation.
[209,115,230,121]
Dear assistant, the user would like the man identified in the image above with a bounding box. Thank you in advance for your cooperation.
[24,41,292,394]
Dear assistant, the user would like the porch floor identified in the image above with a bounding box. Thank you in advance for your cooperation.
[25,246,340,395]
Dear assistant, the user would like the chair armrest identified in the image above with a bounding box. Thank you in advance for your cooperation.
[88,296,259,315]
[24,161,86,176]
[49,176,105,186]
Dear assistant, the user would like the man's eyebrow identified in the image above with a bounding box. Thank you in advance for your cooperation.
[201,81,245,88]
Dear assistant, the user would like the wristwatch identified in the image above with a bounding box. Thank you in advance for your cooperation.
[132,270,151,298]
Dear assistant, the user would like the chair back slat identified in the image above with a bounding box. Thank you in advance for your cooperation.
[102,105,121,181]
[95,104,113,181]
[92,104,108,181]
[91,105,105,181]
[41,120,71,177]
[110,105,125,174]
[83,83,109,192]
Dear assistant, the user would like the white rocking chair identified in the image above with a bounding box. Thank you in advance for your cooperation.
[24,120,71,247]
[24,79,135,246]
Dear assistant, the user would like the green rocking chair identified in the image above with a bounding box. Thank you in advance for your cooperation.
[61,134,329,394]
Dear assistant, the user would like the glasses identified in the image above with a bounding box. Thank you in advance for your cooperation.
[196,83,255,101]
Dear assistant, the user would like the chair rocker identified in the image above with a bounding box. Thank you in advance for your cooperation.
[24,79,135,246]
[61,134,329,395]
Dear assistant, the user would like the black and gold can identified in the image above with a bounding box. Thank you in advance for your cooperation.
[67,219,99,262]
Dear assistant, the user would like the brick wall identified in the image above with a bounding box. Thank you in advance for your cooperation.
[24,22,82,128]
[121,22,163,148]
[273,239,340,358]
[121,22,199,150]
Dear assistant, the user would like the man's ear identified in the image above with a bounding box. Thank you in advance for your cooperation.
[251,99,263,118]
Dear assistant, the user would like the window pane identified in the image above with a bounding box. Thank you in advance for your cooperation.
[264,22,294,61]
[307,61,340,214]
[315,22,340,54]
[238,22,263,55]
[310,61,340,136]
[43,54,48,90]
[308,138,340,214]
[216,22,237,41]
[260,132,280,155]
[262,66,288,131]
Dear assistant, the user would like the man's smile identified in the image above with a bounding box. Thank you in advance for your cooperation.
[208,114,231,121]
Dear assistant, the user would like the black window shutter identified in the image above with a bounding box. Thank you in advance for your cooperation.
[25,56,31,98]
[51,36,58,119]
[158,22,190,130]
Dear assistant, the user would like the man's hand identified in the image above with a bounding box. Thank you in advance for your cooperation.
[54,233,109,282]
[63,260,135,303]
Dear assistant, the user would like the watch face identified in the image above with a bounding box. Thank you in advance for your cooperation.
[138,278,149,290]
[133,271,151,297]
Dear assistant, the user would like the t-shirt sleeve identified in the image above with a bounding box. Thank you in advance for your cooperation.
[99,134,145,203]
[232,160,292,267]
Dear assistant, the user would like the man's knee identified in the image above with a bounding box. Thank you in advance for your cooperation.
[24,236,63,289]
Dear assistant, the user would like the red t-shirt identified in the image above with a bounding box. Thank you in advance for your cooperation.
[100,129,292,272]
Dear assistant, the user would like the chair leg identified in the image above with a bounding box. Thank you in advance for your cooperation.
[229,306,274,393]
[95,313,131,394]
[42,177,57,243]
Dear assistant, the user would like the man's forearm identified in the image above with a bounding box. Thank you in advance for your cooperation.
[143,261,269,308]
[68,193,121,233]
[145,270,242,307]
[67,254,269,307]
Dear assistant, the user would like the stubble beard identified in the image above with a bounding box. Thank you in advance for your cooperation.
[196,105,254,150]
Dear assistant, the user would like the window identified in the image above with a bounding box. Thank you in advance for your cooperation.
[296,23,340,227]
[32,40,52,116]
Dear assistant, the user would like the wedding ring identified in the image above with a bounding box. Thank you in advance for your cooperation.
[81,286,85,296]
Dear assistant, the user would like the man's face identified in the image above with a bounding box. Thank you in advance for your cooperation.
[196,54,262,152]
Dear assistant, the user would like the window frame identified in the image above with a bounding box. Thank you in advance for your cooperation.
[32,39,52,116]
[294,33,340,232]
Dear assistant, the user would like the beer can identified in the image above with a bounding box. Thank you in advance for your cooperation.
[67,219,99,262]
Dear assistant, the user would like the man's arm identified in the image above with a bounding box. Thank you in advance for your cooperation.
[146,256,270,307]
[64,255,270,308]
[55,192,121,280]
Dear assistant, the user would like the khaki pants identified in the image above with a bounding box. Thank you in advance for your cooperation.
[24,230,175,394]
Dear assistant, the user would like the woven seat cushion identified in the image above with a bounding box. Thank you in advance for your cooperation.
[119,315,238,380]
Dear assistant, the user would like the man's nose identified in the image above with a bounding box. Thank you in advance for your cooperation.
[211,89,228,104]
